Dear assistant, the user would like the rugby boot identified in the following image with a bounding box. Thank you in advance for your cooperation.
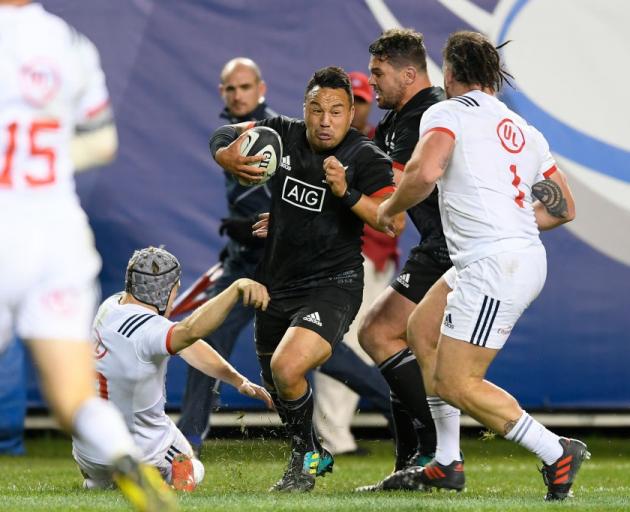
[416,458,465,491]
[359,458,465,492]
[316,448,334,477]
[409,450,435,469]
[354,451,435,492]
[171,454,196,492]
[269,450,317,492]
[540,438,590,501]
[112,454,179,512]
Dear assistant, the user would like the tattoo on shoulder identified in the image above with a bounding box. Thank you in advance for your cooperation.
[503,419,518,436]
[532,179,568,218]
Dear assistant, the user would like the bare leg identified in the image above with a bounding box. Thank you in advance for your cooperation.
[359,286,436,466]
[271,326,331,400]
[433,335,522,434]
[358,287,414,364]
[406,277,450,396]
[27,339,98,431]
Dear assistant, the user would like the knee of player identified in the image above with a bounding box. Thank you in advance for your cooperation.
[270,357,302,390]
[357,315,381,353]
[82,478,115,490]
[407,325,429,358]
[433,373,464,405]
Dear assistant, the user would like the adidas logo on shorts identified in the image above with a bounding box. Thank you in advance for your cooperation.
[443,313,454,329]
[303,311,322,327]
[397,273,410,288]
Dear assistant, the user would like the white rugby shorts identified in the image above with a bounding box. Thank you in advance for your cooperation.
[0,208,101,352]
[440,244,547,350]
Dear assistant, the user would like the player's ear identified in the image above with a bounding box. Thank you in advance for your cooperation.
[404,65,416,85]
[258,80,267,98]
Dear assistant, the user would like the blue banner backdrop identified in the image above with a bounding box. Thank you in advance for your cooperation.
[19,0,629,411]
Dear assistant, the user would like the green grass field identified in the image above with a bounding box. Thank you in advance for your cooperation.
[1,435,629,511]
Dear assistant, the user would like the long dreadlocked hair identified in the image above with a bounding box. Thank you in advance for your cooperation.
[443,31,513,91]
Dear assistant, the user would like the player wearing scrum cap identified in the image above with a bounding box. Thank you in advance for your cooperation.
[209,66,402,492]
[72,247,273,492]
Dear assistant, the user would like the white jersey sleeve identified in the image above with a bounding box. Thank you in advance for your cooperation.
[131,314,177,362]
[531,126,557,182]
[73,32,111,127]
[419,101,461,141]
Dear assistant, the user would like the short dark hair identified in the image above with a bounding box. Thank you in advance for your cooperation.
[443,31,513,91]
[305,66,353,104]
[368,28,427,72]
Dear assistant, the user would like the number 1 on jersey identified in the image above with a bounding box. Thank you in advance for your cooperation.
[509,164,525,208]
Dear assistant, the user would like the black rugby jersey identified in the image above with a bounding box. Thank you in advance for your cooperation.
[374,86,451,266]
[254,116,394,294]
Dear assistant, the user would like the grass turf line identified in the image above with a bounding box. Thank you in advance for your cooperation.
[0,436,629,511]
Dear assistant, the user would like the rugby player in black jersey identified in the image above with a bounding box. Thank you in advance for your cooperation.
[354,29,454,492]
[208,66,402,492]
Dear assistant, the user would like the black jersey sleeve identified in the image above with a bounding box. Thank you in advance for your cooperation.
[351,144,395,197]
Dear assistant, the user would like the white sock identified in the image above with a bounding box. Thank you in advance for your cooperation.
[504,411,562,465]
[427,396,461,465]
[192,458,205,485]
[73,397,138,463]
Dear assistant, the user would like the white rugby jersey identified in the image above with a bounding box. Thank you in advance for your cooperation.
[0,3,110,210]
[73,294,178,465]
[420,90,556,269]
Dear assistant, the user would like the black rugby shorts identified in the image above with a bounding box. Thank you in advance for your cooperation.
[391,248,452,304]
[255,285,362,354]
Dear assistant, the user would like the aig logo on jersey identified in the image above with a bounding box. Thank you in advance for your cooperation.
[281,176,326,212]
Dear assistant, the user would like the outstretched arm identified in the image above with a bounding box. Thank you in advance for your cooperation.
[377,130,454,235]
[532,168,576,231]
[179,341,273,409]
[168,278,269,353]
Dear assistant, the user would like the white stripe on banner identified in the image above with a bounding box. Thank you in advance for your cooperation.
[363,0,444,84]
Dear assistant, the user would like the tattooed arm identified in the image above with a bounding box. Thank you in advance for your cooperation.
[532,168,576,231]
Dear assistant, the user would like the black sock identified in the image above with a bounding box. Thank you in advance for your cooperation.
[278,385,316,453]
[390,392,420,470]
[257,354,289,439]
[312,427,323,452]
[379,348,436,458]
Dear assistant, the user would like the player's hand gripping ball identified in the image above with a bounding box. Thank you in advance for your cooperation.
[238,126,283,186]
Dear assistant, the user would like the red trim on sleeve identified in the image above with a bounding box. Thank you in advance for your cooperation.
[370,185,396,198]
[392,161,405,172]
[245,121,256,130]
[86,99,110,119]
[424,127,456,139]
[165,324,177,355]
[543,165,557,179]
[97,372,109,400]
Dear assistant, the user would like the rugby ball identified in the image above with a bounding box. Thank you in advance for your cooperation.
[238,126,282,186]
